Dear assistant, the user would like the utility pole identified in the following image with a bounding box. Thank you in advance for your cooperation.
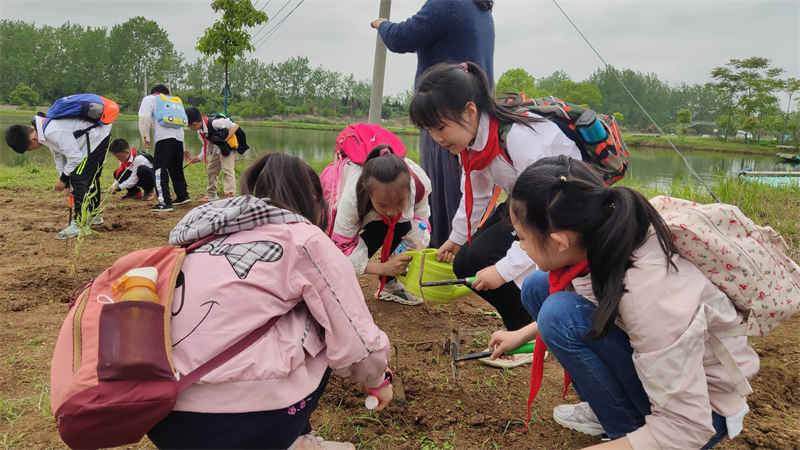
[368,0,391,124]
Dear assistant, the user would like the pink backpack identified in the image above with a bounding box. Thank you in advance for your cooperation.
[650,196,800,336]
[320,123,407,234]
[50,239,277,449]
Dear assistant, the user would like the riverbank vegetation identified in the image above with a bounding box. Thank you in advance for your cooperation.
[2,18,798,144]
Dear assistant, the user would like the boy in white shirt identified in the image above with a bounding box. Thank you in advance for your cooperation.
[185,107,239,200]
[5,114,111,239]
[108,138,156,200]
[138,84,189,212]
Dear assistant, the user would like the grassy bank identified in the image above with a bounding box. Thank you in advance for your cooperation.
[1,159,797,252]
[624,134,792,155]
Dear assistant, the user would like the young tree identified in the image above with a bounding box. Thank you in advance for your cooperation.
[495,68,546,99]
[781,77,800,144]
[196,0,268,114]
[8,83,40,106]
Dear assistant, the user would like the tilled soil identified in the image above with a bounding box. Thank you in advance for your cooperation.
[0,187,797,449]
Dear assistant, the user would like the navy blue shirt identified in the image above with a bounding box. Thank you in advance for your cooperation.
[378,0,495,88]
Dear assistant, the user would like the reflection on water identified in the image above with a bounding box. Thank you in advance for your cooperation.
[1,117,796,187]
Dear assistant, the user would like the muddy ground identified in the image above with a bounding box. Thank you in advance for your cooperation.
[0,187,797,449]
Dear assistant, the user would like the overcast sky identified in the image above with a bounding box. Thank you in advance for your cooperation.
[2,0,798,100]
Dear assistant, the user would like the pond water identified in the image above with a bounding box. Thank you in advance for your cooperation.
[1,117,797,187]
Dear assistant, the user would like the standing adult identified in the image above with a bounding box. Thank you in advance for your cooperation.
[138,84,190,212]
[371,0,495,248]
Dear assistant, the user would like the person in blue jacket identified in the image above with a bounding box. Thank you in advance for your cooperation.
[371,0,495,248]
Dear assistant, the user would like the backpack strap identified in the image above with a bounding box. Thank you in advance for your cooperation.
[409,166,425,205]
[176,315,280,392]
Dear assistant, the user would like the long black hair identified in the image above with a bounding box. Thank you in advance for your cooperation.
[241,153,328,230]
[510,155,677,339]
[409,61,544,132]
[355,144,410,222]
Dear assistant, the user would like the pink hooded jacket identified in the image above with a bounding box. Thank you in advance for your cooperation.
[572,233,759,449]
[166,196,391,413]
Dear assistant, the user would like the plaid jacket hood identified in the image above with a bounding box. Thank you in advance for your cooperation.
[169,195,309,246]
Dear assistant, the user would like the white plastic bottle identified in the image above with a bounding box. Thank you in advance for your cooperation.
[393,222,428,255]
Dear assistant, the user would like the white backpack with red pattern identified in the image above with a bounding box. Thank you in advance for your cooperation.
[650,196,800,336]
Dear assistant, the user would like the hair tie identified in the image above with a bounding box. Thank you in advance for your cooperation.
[559,175,567,183]
[379,148,391,156]
[459,62,468,71]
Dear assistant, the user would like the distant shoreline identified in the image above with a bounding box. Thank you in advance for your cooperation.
[1,108,791,154]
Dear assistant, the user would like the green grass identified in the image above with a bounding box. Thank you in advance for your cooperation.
[623,134,788,155]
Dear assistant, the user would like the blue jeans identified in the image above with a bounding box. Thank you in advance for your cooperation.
[521,271,728,447]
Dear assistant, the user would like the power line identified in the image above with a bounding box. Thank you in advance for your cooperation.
[550,0,719,202]
[251,0,296,48]
[253,0,306,50]
[249,0,284,46]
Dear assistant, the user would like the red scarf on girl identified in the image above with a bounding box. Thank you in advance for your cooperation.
[376,213,401,298]
[460,117,507,243]
[523,260,589,432]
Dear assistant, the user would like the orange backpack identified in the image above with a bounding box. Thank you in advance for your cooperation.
[50,239,277,449]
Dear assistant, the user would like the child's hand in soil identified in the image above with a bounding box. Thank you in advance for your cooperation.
[382,253,412,276]
[489,324,537,360]
[365,383,393,411]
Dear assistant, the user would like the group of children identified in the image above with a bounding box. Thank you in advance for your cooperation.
[6,61,761,449]
[3,84,243,239]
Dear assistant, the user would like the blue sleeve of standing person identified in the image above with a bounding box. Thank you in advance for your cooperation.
[377,0,450,53]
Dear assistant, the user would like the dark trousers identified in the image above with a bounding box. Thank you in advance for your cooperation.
[70,135,110,221]
[452,203,532,331]
[154,138,188,204]
[420,130,462,248]
[116,166,155,195]
[148,369,331,449]
[362,220,412,282]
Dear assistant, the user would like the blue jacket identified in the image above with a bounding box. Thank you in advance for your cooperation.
[378,0,495,87]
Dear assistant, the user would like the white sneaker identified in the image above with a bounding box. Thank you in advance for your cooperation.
[288,432,355,450]
[553,402,605,436]
[378,279,424,305]
[55,221,80,240]
[92,214,103,225]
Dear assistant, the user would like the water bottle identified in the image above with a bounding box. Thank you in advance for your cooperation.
[393,222,428,256]
[112,267,160,303]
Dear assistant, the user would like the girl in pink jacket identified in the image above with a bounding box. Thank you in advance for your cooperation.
[489,156,759,449]
[147,153,393,449]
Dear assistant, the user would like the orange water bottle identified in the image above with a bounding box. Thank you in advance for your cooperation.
[112,267,160,303]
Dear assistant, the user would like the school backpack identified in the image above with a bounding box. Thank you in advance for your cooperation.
[43,93,120,138]
[50,238,277,449]
[320,123,423,235]
[499,95,629,185]
[153,93,188,129]
[203,113,250,156]
[650,196,800,336]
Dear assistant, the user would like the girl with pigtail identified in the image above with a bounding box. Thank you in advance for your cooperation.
[489,156,759,449]
[409,61,582,366]
[330,145,432,305]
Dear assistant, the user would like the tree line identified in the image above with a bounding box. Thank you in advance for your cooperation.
[2,18,798,142]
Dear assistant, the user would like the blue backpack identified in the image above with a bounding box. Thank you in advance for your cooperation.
[152,94,188,128]
[43,93,119,138]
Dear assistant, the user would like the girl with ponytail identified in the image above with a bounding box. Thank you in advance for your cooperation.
[488,156,759,449]
[409,62,582,367]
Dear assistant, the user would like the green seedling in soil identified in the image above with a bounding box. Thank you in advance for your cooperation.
[1,432,26,450]
[69,172,108,277]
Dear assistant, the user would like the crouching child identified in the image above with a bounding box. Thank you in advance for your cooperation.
[108,138,156,201]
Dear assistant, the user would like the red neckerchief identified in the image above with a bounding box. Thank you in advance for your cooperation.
[376,213,401,298]
[523,260,589,432]
[114,148,137,178]
[460,117,507,243]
